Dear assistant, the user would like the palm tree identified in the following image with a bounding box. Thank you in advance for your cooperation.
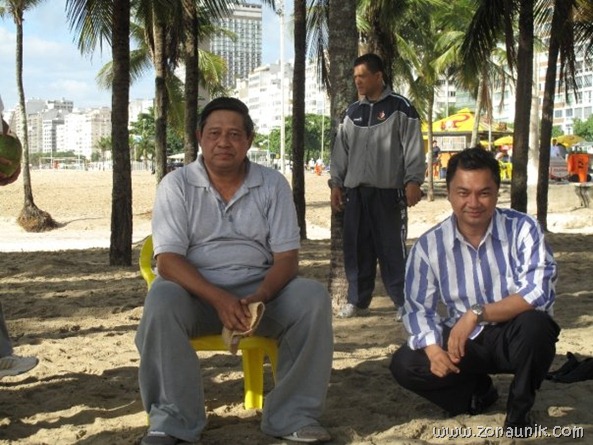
[292,0,307,239]
[1,0,58,232]
[536,0,593,231]
[66,0,132,265]
[460,0,535,212]
[327,0,358,312]
[182,0,198,164]
[109,0,132,265]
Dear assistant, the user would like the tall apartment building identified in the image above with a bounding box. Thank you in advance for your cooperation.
[9,98,111,161]
[9,98,74,154]
[546,50,593,134]
[62,108,111,160]
[210,3,263,89]
[234,61,329,136]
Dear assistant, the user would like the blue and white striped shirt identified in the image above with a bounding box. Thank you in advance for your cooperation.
[403,207,557,350]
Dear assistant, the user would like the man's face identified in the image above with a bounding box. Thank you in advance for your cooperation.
[197,110,253,173]
[353,64,384,99]
[447,168,498,236]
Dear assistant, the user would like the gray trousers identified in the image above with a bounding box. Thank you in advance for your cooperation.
[0,302,13,357]
[135,276,334,442]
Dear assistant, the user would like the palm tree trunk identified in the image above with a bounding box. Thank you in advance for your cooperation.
[183,0,199,164]
[109,0,132,266]
[426,94,435,201]
[153,19,169,183]
[292,0,307,240]
[537,0,571,231]
[14,9,57,232]
[471,77,484,147]
[328,0,358,311]
[510,0,534,213]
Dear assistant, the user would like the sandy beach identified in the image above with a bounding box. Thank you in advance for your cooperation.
[1,168,593,444]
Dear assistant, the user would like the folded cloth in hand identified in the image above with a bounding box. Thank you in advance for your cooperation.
[221,302,265,354]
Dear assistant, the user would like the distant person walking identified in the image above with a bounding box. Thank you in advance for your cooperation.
[550,139,567,159]
[329,53,425,320]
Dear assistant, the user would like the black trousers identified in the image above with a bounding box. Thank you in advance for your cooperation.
[390,311,560,423]
[342,186,407,308]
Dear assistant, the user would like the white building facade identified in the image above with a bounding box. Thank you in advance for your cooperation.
[234,60,329,135]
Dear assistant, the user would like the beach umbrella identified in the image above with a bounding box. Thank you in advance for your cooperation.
[493,135,513,146]
[555,134,584,147]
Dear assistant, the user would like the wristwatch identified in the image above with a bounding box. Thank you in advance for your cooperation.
[470,304,485,323]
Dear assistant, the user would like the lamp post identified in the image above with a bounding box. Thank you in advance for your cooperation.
[320,92,325,164]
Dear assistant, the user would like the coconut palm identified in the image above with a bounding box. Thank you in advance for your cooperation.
[1,0,58,232]
[536,0,593,231]
[109,0,133,265]
[65,0,133,265]
[292,0,307,239]
[326,0,358,311]
[182,0,198,164]
[460,0,536,212]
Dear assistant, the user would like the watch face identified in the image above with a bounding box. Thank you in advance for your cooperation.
[471,304,483,315]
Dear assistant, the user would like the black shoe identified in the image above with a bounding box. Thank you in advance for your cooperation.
[545,352,580,381]
[468,377,499,415]
[504,412,535,438]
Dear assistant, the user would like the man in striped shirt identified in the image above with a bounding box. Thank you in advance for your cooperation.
[390,147,560,438]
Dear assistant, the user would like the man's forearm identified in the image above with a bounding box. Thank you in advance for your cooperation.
[478,294,533,323]
[156,252,232,306]
[254,250,298,302]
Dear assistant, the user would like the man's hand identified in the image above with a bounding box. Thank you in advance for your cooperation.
[214,294,253,333]
[405,182,423,207]
[424,344,460,377]
[330,187,345,213]
[446,310,478,361]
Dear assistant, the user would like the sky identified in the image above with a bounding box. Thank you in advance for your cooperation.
[0,0,293,112]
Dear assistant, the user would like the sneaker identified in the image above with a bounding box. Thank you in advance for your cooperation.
[0,355,38,379]
[281,425,331,443]
[337,303,369,318]
[141,431,180,445]
[396,306,404,322]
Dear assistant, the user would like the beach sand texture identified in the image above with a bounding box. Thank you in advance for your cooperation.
[1,169,592,444]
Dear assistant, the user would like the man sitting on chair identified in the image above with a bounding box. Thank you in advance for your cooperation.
[136,97,333,445]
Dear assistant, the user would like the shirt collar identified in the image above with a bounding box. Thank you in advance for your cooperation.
[446,208,506,248]
[186,155,263,189]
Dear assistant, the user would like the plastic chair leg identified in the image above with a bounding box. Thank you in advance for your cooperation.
[242,348,265,409]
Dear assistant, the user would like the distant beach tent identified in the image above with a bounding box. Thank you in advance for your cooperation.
[422,109,512,152]
[556,134,584,148]
[423,108,509,133]
[493,135,513,146]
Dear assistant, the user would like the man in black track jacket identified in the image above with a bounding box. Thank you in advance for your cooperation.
[329,53,425,320]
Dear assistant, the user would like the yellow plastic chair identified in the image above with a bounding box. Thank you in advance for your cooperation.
[139,235,278,409]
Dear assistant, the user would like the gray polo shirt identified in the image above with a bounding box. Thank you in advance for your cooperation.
[152,156,300,287]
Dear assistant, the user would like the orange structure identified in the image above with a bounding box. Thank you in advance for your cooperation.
[567,153,590,183]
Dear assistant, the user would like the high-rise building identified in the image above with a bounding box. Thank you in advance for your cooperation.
[210,3,263,89]
[234,61,329,135]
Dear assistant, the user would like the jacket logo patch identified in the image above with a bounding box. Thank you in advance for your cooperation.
[377,111,386,121]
